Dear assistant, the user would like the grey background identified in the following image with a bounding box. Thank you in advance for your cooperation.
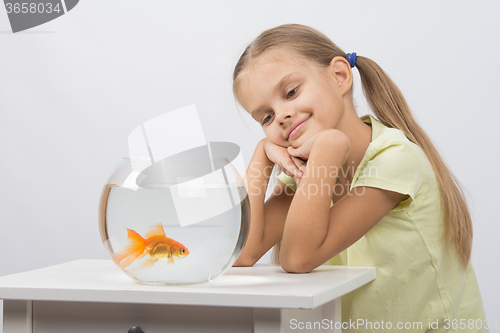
[1,0,499,327]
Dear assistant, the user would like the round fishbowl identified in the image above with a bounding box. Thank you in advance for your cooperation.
[98,143,250,284]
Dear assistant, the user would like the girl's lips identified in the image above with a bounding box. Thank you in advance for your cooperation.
[288,117,310,140]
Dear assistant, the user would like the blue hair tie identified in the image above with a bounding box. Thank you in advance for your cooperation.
[346,52,357,68]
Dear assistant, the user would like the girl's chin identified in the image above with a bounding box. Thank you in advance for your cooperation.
[289,135,309,148]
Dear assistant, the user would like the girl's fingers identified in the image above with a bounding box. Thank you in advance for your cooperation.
[291,156,307,169]
[291,158,307,179]
[287,146,298,156]
[282,159,303,179]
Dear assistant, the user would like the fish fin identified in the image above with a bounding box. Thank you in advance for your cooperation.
[113,228,146,269]
[168,257,175,265]
[121,253,149,273]
[138,258,158,270]
[144,223,166,239]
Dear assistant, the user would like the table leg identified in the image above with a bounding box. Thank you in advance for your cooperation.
[253,298,342,333]
[3,300,32,333]
[253,308,281,333]
[321,298,342,332]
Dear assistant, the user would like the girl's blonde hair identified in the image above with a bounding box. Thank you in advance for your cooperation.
[233,24,473,268]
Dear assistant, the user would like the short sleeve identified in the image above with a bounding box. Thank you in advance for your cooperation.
[351,142,426,210]
[277,172,297,191]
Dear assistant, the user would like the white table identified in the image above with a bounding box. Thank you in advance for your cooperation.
[0,259,375,333]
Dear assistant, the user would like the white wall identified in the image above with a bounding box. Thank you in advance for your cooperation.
[1,0,499,327]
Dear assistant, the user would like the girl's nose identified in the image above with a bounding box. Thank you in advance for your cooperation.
[276,107,296,125]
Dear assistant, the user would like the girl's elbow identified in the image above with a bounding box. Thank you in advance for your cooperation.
[233,254,258,267]
[281,264,311,274]
[279,253,312,274]
[233,261,254,267]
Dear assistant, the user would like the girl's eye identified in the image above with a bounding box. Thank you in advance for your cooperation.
[287,87,298,99]
[262,113,273,125]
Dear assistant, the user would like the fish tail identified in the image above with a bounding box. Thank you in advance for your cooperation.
[113,228,146,269]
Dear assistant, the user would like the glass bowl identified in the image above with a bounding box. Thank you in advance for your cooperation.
[98,143,250,284]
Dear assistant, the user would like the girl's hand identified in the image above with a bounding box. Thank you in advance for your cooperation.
[261,138,306,183]
[287,130,351,166]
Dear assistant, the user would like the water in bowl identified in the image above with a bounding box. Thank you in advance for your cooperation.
[99,183,249,284]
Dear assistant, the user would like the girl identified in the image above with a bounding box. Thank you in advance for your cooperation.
[232,24,488,332]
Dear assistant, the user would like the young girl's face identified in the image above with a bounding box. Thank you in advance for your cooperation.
[238,51,348,148]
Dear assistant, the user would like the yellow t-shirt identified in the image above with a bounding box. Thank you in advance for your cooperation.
[277,114,487,332]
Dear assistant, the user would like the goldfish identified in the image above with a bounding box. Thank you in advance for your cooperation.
[114,223,189,270]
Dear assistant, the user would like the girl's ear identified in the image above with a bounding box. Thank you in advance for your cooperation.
[327,56,353,96]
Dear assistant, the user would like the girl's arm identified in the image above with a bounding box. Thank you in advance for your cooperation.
[279,130,408,273]
[233,139,296,266]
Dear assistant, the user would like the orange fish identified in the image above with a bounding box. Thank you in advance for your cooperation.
[114,223,189,270]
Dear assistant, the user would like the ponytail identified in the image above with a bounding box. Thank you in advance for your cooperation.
[355,56,473,268]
